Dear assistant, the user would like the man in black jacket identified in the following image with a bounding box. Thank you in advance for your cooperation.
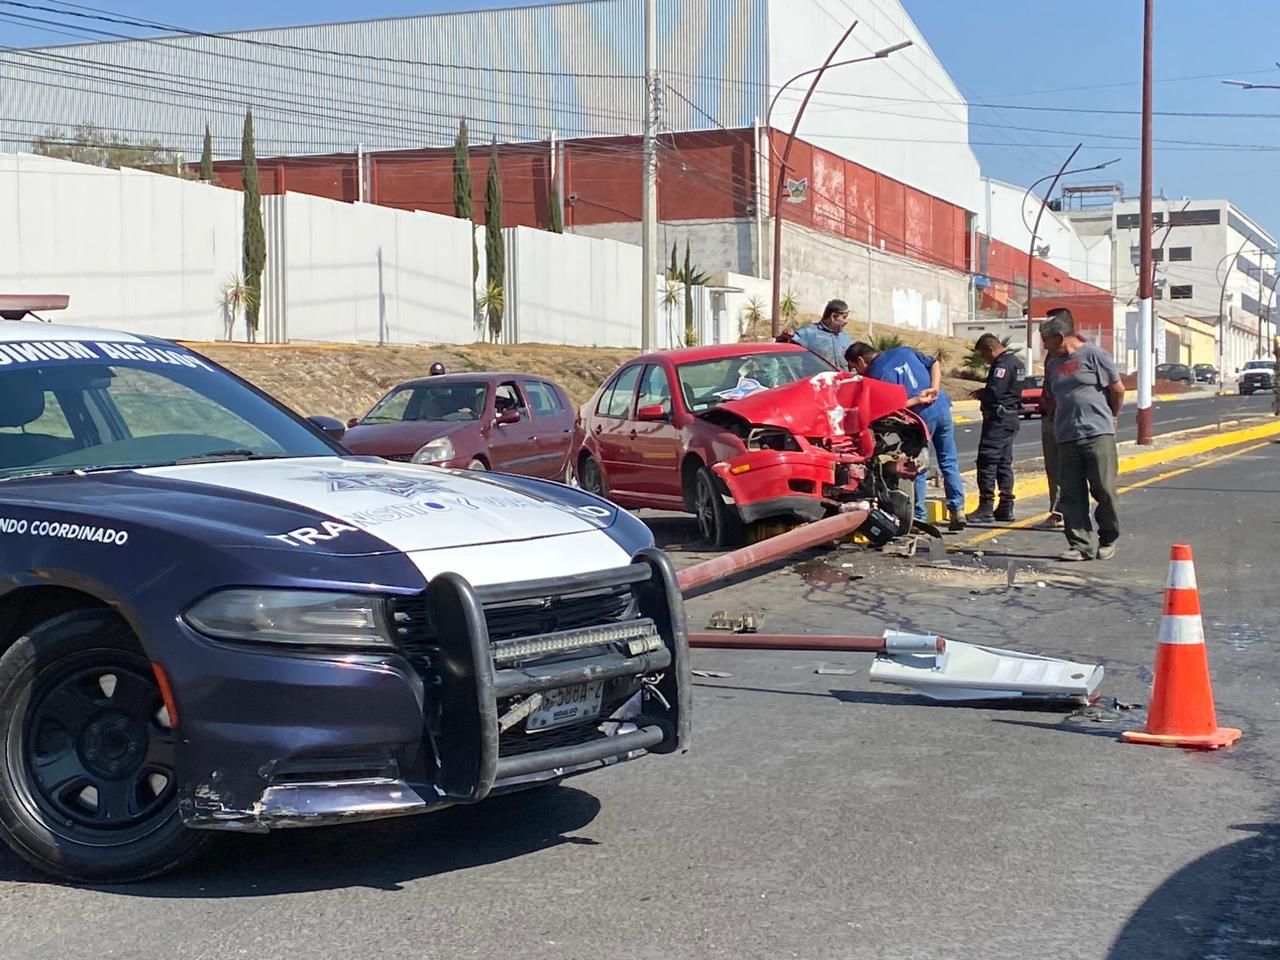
[966,334,1023,523]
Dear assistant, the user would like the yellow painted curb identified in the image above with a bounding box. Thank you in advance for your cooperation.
[958,417,1280,512]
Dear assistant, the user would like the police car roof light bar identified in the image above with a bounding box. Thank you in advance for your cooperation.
[0,294,70,321]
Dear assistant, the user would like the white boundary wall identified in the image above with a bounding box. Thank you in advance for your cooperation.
[262,192,474,344]
[1,152,652,348]
[500,226,641,348]
[0,153,240,339]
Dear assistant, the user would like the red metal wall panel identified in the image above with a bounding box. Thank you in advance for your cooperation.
[954,208,969,271]
[929,197,954,267]
[844,162,877,246]
[876,176,905,256]
[564,141,643,226]
[903,186,932,262]
[661,130,754,220]
[769,130,813,229]
[811,147,846,236]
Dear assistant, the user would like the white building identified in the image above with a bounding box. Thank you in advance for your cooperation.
[1068,198,1276,374]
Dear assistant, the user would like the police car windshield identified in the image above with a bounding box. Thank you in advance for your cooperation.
[0,342,335,480]
[677,351,833,411]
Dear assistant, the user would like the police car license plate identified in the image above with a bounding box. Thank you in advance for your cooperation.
[527,682,604,732]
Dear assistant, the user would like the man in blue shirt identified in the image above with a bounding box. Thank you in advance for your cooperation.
[776,299,854,370]
[846,341,965,532]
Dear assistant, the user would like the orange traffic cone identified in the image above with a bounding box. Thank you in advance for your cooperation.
[1122,545,1242,750]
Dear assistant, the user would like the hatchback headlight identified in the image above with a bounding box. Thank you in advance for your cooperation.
[184,590,393,648]
[412,436,455,464]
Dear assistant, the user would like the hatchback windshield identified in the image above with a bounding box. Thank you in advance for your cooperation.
[676,351,834,411]
[362,382,489,423]
[0,340,335,479]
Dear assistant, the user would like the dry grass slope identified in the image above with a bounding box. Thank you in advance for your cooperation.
[184,318,988,423]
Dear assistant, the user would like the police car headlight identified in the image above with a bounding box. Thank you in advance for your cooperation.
[184,590,394,649]
[411,437,455,464]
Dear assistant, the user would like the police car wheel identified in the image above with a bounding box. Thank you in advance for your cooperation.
[0,610,208,883]
[693,467,744,549]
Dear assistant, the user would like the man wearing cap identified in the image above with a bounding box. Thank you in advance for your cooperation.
[776,299,853,370]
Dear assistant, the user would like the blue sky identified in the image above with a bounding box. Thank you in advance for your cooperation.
[5,0,1279,235]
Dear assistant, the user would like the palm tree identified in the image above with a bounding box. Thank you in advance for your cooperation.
[660,275,683,348]
[741,296,767,339]
[475,279,505,343]
[219,274,257,342]
[779,289,800,329]
[873,333,905,352]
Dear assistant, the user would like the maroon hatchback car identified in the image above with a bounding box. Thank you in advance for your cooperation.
[341,372,576,480]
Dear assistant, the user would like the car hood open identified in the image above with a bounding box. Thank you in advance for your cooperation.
[706,372,911,437]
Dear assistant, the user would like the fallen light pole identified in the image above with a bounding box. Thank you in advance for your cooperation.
[690,628,1104,703]
[676,506,869,594]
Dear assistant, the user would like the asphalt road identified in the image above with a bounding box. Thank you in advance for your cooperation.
[3,441,1277,959]
[952,390,1274,465]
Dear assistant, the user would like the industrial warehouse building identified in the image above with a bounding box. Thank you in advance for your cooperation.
[2,0,1119,347]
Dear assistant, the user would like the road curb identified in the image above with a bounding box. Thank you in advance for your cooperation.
[955,417,1280,512]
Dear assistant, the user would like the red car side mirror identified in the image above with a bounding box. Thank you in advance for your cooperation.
[496,408,522,426]
[636,403,669,422]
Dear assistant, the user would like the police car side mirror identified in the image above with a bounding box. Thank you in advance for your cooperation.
[308,415,347,441]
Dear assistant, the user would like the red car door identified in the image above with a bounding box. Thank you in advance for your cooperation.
[628,362,683,506]
[520,378,574,480]
[485,381,539,474]
[590,364,643,498]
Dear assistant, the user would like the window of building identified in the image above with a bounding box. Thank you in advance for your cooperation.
[1169,209,1221,227]
[1169,285,1194,299]
[1117,212,1166,229]
[1169,246,1193,262]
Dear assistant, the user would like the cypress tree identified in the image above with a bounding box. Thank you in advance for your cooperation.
[241,110,266,342]
[453,119,477,288]
[484,141,505,342]
[199,124,214,183]
[683,241,694,345]
[548,182,564,234]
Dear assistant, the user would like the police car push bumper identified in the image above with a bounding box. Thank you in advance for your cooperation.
[178,550,690,833]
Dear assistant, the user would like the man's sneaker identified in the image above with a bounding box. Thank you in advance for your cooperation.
[1058,548,1092,562]
[1096,543,1117,561]
[993,500,1016,522]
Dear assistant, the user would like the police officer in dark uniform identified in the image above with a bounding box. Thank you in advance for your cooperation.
[966,333,1023,523]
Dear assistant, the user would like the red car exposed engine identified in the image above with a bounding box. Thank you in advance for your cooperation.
[573,344,929,546]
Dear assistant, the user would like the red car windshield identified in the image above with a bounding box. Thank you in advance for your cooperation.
[676,351,834,412]
[363,382,488,423]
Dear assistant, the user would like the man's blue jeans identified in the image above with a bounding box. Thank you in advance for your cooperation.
[914,409,965,521]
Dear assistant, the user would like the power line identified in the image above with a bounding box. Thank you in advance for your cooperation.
[0,0,642,79]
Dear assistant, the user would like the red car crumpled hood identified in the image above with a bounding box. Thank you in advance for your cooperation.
[712,371,911,437]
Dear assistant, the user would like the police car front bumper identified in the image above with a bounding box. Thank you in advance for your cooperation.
[173,549,690,833]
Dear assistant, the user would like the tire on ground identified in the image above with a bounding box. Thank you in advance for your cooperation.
[693,466,745,549]
[0,610,208,883]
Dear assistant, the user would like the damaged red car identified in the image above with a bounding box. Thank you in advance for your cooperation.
[572,343,928,547]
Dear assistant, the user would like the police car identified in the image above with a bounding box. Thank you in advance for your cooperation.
[0,297,689,882]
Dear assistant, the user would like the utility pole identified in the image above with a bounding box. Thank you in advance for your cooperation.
[640,0,659,351]
[1136,0,1155,445]
[1259,249,1266,358]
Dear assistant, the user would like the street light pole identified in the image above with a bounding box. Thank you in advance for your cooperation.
[1217,239,1251,394]
[640,0,659,351]
[1136,0,1155,445]
[1020,150,1119,370]
[765,28,913,336]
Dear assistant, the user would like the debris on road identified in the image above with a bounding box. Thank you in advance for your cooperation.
[814,665,858,676]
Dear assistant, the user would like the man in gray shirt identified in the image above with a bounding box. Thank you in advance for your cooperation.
[1040,308,1126,561]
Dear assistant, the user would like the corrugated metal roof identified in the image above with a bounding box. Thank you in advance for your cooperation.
[0,0,768,161]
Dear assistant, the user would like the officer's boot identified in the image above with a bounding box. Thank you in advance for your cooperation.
[993,497,1016,523]
[965,497,995,523]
